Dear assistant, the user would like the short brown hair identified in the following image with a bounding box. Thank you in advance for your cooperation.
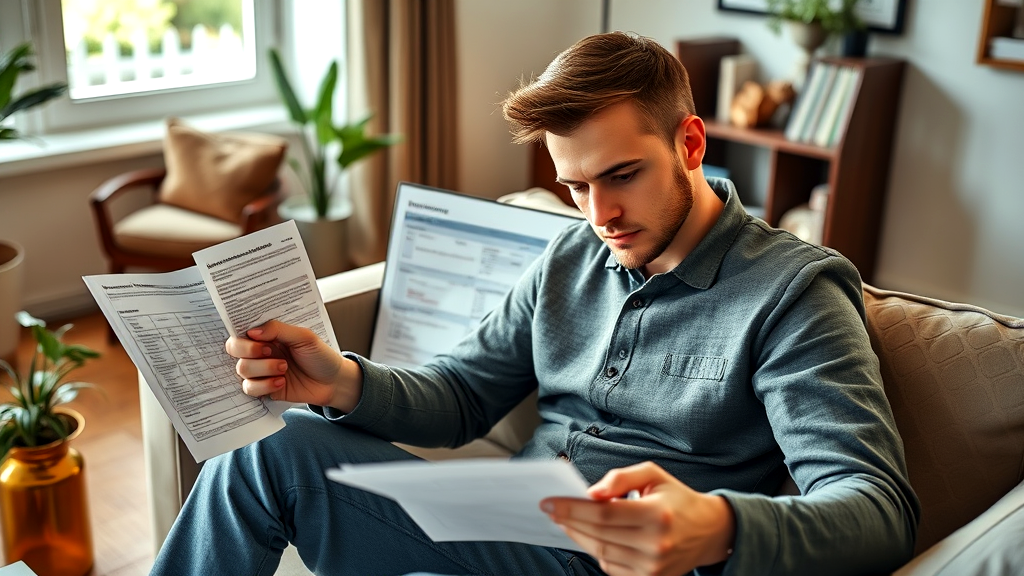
[502,32,695,145]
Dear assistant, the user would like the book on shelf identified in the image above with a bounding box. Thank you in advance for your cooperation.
[990,36,1024,60]
[716,54,758,124]
[826,67,861,148]
[799,63,838,143]
[813,67,855,148]
[784,61,827,142]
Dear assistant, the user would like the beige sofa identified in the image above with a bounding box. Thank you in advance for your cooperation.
[141,264,1024,576]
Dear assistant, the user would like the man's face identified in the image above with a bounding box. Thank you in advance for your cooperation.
[547,102,694,274]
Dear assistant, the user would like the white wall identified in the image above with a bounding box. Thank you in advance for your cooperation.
[2,0,1022,320]
[455,0,600,197]
[0,154,166,317]
[456,0,1024,317]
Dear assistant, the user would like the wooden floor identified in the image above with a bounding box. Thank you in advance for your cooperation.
[3,312,153,575]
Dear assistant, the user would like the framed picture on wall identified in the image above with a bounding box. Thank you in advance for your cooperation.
[717,0,908,34]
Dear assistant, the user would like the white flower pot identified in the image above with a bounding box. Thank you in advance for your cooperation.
[787,20,828,88]
[0,240,25,362]
[278,196,354,278]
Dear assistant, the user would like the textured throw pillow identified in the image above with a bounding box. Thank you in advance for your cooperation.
[158,117,287,223]
[863,285,1024,555]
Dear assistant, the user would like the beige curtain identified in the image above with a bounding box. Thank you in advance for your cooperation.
[346,0,459,266]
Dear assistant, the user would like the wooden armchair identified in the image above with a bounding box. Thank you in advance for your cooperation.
[89,167,283,274]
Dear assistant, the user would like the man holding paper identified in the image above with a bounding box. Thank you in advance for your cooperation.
[153,32,918,576]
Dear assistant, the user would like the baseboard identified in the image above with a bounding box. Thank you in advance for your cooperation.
[22,289,99,323]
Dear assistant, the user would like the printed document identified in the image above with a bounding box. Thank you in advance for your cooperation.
[326,459,591,551]
[83,221,336,462]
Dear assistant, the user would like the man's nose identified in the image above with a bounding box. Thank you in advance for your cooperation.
[586,185,622,228]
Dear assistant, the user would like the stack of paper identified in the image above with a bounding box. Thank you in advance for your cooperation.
[990,37,1024,60]
[327,459,592,550]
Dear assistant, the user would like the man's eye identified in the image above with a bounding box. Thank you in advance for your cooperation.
[612,170,637,183]
[568,184,588,195]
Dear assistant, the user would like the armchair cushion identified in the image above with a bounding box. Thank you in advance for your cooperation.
[863,285,1024,554]
[114,204,243,258]
[158,117,287,223]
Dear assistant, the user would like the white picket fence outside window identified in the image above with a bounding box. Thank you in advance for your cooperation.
[66,24,255,101]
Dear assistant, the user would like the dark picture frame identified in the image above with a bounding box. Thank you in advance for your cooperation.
[717,0,908,35]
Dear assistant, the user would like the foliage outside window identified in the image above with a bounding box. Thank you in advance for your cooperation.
[59,0,255,100]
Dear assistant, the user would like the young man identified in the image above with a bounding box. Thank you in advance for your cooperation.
[152,33,918,576]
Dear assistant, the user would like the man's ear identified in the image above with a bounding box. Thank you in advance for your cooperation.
[674,115,706,171]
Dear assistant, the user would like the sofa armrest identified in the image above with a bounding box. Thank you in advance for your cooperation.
[317,262,385,356]
[894,480,1024,575]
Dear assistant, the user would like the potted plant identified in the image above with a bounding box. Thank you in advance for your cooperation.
[268,48,400,277]
[0,312,99,574]
[766,0,865,84]
[1,43,68,141]
[0,43,68,362]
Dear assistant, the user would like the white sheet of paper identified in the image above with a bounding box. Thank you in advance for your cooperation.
[83,267,285,462]
[325,459,590,551]
[83,220,338,462]
[192,220,340,352]
[0,561,39,576]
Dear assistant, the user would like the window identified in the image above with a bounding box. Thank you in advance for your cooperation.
[61,0,258,101]
[3,0,282,132]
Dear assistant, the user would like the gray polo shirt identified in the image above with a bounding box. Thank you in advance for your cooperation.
[330,179,919,575]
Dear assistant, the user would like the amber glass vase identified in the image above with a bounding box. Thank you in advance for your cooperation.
[0,409,93,576]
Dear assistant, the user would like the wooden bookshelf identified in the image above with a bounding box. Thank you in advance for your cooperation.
[977,0,1024,71]
[676,41,905,283]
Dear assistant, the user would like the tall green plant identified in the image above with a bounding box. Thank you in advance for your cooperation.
[766,0,863,35]
[0,43,69,141]
[0,313,100,458]
[268,48,400,218]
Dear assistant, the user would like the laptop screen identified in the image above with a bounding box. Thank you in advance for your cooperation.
[369,182,582,369]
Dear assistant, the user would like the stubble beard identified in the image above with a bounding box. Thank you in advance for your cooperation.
[608,162,695,270]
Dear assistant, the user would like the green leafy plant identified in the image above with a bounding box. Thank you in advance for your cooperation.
[0,43,69,141]
[0,312,100,458]
[268,48,401,218]
[766,0,864,35]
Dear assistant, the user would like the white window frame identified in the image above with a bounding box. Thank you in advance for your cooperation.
[4,0,286,134]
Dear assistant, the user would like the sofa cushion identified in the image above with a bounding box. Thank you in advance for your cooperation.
[497,187,584,219]
[894,480,1024,576]
[158,117,287,223]
[863,285,1024,555]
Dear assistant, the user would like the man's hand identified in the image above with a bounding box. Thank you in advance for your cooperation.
[225,320,363,411]
[541,462,735,576]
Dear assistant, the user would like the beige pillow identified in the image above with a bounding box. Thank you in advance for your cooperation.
[158,117,287,223]
[863,285,1024,555]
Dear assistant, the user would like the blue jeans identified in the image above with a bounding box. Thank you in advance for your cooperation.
[151,409,602,576]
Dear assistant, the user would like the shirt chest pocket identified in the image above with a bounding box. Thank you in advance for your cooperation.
[662,354,728,381]
[615,353,733,440]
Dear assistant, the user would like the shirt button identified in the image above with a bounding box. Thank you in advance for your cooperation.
[557,452,570,461]
[618,349,628,359]
[605,366,618,378]
[586,425,600,436]
[632,298,643,308]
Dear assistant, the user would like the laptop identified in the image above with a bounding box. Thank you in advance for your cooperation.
[369,182,583,369]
